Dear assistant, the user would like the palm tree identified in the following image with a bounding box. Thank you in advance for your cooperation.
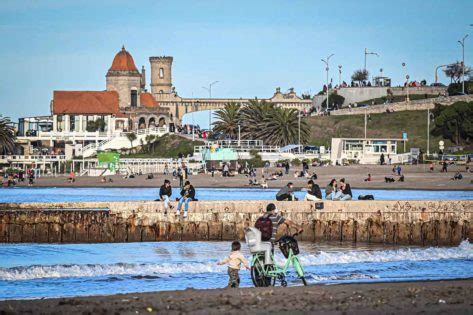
[239,99,275,139]
[0,116,15,154]
[126,132,137,153]
[257,107,309,146]
[212,102,241,139]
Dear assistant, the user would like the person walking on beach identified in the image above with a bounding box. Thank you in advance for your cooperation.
[176,181,195,218]
[441,161,448,173]
[380,153,385,165]
[304,180,322,201]
[285,162,290,175]
[159,179,173,214]
[217,241,250,288]
[276,182,297,201]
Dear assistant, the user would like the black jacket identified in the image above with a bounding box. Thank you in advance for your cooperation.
[180,185,196,199]
[308,184,322,199]
[159,185,172,198]
[342,183,352,197]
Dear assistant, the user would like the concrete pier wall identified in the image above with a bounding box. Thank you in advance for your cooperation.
[0,200,471,245]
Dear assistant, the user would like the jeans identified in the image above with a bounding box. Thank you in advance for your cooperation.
[177,197,192,212]
[276,193,295,201]
[326,191,343,200]
[339,194,352,201]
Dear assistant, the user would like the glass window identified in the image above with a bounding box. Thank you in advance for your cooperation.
[57,115,65,132]
[159,68,164,78]
[70,115,75,131]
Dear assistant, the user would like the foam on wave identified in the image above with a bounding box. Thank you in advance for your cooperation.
[1,240,471,281]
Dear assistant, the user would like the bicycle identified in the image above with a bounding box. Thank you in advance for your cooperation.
[245,228,307,287]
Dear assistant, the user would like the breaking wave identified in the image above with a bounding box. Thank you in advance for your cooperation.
[1,241,471,281]
[296,240,473,266]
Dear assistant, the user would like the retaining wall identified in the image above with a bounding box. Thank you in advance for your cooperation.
[0,200,472,245]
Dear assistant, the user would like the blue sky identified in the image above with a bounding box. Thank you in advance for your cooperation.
[0,0,472,121]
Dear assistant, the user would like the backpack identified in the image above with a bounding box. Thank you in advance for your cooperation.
[255,216,273,241]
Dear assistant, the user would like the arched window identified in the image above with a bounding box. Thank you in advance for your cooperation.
[159,68,164,79]
[159,90,164,94]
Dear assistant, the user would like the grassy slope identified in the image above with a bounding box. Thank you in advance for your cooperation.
[305,110,456,152]
[123,134,204,158]
[358,94,439,105]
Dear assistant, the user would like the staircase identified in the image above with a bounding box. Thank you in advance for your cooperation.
[81,127,168,158]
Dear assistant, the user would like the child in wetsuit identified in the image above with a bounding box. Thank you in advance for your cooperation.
[217,241,250,288]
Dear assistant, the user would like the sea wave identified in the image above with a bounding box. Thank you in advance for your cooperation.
[296,239,473,266]
[1,240,471,281]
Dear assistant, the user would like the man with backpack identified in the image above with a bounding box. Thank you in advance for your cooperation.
[255,203,303,244]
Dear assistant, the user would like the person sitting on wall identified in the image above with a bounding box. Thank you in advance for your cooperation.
[304,180,322,201]
[176,181,195,218]
[276,182,298,201]
[159,179,173,215]
[339,178,353,201]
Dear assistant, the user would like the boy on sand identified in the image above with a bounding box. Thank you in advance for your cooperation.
[217,241,250,288]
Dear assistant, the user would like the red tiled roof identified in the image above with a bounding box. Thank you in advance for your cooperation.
[52,91,119,115]
[140,92,158,107]
[108,46,138,72]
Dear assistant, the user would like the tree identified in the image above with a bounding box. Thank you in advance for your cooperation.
[351,69,369,85]
[443,62,472,84]
[0,116,15,154]
[432,102,473,145]
[144,134,155,153]
[126,132,137,152]
[239,99,275,140]
[212,102,241,139]
[257,107,309,146]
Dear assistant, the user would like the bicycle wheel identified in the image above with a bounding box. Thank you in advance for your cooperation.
[251,257,275,287]
[292,256,308,286]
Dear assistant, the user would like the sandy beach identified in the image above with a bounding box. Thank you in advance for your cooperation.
[14,164,473,190]
[1,279,471,314]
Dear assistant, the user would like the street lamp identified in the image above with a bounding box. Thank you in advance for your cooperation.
[321,54,334,111]
[435,64,449,83]
[458,34,469,94]
[364,48,379,73]
[202,81,219,132]
[406,74,410,102]
[338,65,342,86]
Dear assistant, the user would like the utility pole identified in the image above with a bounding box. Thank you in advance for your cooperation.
[364,109,367,139]
[338,65,342,86]
[202,81,219,132]
[458,34,468,94]
[427,108,430,155]
[364,48,379,73]
[321,54,334,110]
[298,112,301,147]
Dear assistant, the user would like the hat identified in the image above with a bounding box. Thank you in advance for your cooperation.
[266,203,276,212]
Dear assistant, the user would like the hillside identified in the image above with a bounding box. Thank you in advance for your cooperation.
[123,134,204,159]
[304,110,456,152]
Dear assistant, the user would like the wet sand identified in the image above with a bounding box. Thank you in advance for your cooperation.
[1,279,472,314]
[16,164,473,190]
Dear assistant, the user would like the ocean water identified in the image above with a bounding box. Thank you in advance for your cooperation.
[0,240,472,300]
[0,187,472,203]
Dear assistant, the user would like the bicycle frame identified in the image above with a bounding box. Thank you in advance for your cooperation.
[251,248,303,279]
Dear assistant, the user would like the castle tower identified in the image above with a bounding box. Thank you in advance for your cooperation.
[140,66,146,91]
[106,46,142,109]
[149,56,173,95]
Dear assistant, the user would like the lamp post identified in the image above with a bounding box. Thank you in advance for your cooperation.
[338,65,342,86]
[298,112,301,147]
[406,74,410,102]
[364,48,379,73]
[202,81,219,132]
[458,34,469,94]
[321,54,334,110]
[435,64,448,83]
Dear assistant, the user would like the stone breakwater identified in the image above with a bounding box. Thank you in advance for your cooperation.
[0,200,471,245]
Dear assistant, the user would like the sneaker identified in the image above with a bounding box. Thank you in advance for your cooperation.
[175,211,180,216]
[183,212,188,218]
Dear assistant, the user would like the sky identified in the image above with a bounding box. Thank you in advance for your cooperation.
[0,0,472,121]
